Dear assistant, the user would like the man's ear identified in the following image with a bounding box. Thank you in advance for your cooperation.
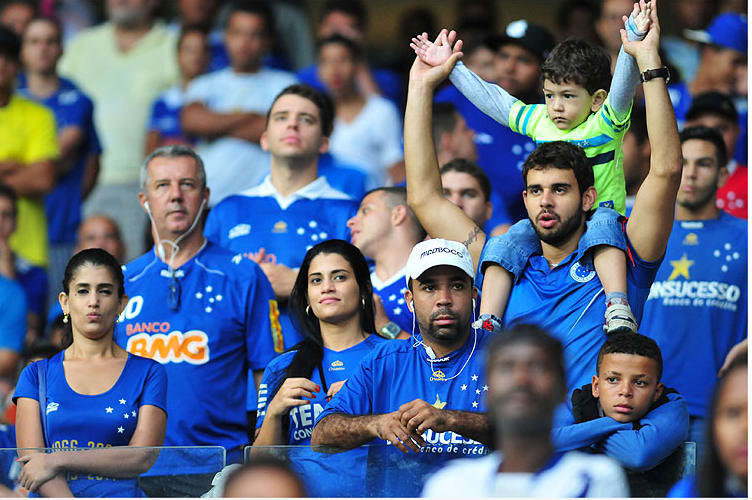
[260,130,269,151]
[404,289,413,311]
[716,166,729,189]
[591,375,600,398]
[391,205,408,227]
[318,136,330,155]
[582,186,597,211]
[653,382,665,403]
[590,89,607,112]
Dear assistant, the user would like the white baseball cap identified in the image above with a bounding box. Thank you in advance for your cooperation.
[405,239,475,286]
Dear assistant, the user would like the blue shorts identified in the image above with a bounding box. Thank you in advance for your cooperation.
[480,207,627,282]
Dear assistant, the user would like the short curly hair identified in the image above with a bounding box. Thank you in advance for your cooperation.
[541,38,611,94]
[596,332,663,381]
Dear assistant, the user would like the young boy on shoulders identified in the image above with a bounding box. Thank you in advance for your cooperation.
[552,332,689,471]
[412,1,661,334]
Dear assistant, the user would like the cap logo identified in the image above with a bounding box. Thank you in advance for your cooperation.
[419,247,465,259]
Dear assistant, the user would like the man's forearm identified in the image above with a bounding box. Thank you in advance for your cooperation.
[1,160,55,196]
[311,413,380,449]
[444,410,492,445]
[181,103,255,138]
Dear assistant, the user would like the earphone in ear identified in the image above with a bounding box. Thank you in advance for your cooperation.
[144,201,151,213]
[472,298,476,309]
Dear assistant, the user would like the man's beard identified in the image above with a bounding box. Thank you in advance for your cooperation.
[677,183,718,212]
[418,307,469,346]
[530,209,583,246]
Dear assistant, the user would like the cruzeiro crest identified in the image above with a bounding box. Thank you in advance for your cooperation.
[570,261,596,283]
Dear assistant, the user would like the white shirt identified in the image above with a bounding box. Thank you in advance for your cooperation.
[422,451,629,498]
[184,67,298,205]
[329,94,403,190]
[240,175,351,209]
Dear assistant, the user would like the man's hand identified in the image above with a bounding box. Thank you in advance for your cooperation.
[258,261,297,299]
[265,377,320,418]
[411,29,457,67]
[398,398,453,435]
[620,0,661,69]
[373,412,425,453]
[408,29,463,89]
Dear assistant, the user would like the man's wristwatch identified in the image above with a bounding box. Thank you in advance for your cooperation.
[640,66,670,84]
[379,321,401,339]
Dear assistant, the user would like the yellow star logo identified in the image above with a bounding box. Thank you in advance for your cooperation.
[432,394,447,410]
[667,253,694,281]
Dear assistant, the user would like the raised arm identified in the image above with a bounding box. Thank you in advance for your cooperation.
[624,0,682,261]
[609,1,651,118]
[405,33,486,268]
[412,30,517,127]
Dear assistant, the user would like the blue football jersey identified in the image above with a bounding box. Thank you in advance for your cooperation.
[0,276,26,353]
[14,256,47,318]
[315,330,492,497]
[13,352,166,497]
[640,213,747,418]
[148,85,190,143]
[371,270,413,334]
[0,424,17,490]
[504,234,662,397]
[114,241,281,464]
[17,76,100,244]
[435,85,535,222]
[204,177,358,348]
[257,334,386,444]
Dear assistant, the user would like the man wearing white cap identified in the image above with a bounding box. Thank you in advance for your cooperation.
[311,238,493,497]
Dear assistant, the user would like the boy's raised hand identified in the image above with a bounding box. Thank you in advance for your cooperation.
[410,29,461,67]
[624,0,651,37]
[620,0,661,63]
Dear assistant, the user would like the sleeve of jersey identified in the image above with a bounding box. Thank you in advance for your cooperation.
[183,77,209,105]
[507,101,545,139]
[597,94,631,137]
[87,119,103,155]
[26,106,59,164]
[12,361,39,404]
[243,263,282,370]
[625,233,664,288]
[551,418,631,452]
[0,284,27,353]
[255,353,292,429]
[140,361,168,415]
[448,61,516,127]
[593,392,689,472]
[56,94,89,130]
[314,353,375,425]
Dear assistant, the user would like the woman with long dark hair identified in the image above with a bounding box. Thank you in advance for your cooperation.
[13,249,167,497]
[668,353,747,497]
[254,239,386,446]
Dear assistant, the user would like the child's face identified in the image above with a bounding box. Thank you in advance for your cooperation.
[592,353,664,423]
[543,79,603,130]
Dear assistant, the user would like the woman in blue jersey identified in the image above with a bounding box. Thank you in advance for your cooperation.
[253,239,385,496]
[14,249,167,497]
[255,239,385,446]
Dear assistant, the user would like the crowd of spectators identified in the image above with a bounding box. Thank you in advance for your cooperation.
[0,0,747,497]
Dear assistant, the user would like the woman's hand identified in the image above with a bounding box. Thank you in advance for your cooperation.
[17,452,60,493]
[266,377,320,418]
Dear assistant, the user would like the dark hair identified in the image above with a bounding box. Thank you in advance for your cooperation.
[440,158,492,202]
[60,248,125,349]
[698,352,747,497]
[680,126,728,170]
[177,24,209,51]
[486,323,567,383]
[320,0,367,31]
[627,104,648,145]
[0,183,17,214]
[363,187,427,241]
[0,25,20,62]
[317,33,362,60]
[522,141,593,195]
[596,332,663,381]
[23,16,62,45]
[24,340,61,363]
[432,102,459,145]
[226,0,273,33]
[267,83,335,138]
[278,240,376,439]
[223,454,306,497]
[541,38,611,94]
